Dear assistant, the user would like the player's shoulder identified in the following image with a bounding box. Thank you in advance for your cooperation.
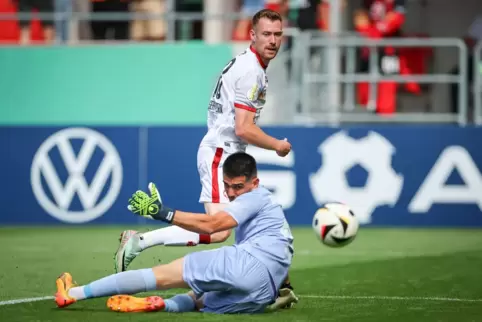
[231,48,264,77]
[239,186,273,205]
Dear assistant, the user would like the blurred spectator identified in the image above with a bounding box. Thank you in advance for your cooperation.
[72,0,92,41]
[16,0,55,44]
[55,0,72,43]
[233,0,264,41]
[130,0,166,41]
[265,0,288,25]
[354,0,420,115]
[285,1,345,75]
[175,0,203,40]
[232,1,290,41]
[283,0,345,34]
[90,0,130,40]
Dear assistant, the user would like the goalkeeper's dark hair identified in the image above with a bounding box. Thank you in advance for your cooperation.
[223,152,258,180]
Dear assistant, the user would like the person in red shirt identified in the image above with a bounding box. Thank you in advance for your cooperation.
[354,0,420,115]
[17,0,54,44]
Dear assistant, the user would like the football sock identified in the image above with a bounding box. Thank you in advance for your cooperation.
[164,294,196,312]
[139,226,210,249]
[68,269,157,300]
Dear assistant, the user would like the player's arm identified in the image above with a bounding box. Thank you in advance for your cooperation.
[170,210,237,235]
[127,183,257,234]
[234,72,288,153]
[173,193,259,234]
[235,108,280,150]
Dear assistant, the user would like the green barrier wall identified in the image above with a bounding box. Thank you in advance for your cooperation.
[0,43,232,125]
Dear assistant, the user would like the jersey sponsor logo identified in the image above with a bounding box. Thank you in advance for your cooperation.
[208,100,223,113]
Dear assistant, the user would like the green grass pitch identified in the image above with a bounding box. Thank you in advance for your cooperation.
[0,226,481,322]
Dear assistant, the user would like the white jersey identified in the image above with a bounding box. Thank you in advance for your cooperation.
[200,46,269,154]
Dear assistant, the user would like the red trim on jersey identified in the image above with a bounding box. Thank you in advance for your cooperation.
[249,45,268,70]
[234,103,257,112]
[211,148,224,203]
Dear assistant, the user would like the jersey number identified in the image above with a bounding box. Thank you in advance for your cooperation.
[212,58,236,100]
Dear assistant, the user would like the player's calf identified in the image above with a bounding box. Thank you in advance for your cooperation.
[114,227,212,272]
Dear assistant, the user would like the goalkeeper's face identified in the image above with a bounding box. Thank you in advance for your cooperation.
[223,175,259,202]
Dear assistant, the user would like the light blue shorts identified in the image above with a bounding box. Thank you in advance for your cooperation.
[183,245,277,314]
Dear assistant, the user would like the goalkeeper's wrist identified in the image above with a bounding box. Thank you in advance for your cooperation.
[152,205,176,223]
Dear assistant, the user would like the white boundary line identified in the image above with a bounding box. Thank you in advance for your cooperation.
[301,295,482,302]
[1,294,482,306]
[0,296,54,306]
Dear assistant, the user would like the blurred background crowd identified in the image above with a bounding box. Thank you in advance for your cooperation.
[0,0,481,122]
[0,0,479,44]
[0,0,346,44]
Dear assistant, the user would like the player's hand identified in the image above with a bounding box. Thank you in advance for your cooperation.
[127,183,176,223]
[276,138,291,157]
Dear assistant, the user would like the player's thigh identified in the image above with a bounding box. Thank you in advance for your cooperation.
[197,146,229,204]
[202,292,267,314]
[183,246,275,303]
[152,257,189,289]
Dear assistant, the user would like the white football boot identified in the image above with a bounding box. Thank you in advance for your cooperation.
[114,230,142,273]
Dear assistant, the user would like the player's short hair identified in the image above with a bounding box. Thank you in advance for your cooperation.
[223,152,258,180]
[252,9,282,28]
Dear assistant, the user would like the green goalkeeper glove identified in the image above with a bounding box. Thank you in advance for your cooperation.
[127,182,176,223]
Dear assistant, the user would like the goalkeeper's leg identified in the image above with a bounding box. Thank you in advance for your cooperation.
[57,258,205,313]
[114,146,232,271]
[265,275,299,312]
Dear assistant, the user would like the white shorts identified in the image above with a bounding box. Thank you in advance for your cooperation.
[197,146,231,204]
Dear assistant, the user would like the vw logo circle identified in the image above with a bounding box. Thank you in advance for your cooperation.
[31,128,123,223]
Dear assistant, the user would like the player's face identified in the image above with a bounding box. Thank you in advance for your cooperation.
[251,18,283,61]
[223,175,260,202]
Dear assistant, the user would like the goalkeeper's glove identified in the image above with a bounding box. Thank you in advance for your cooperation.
[127,182,176,223]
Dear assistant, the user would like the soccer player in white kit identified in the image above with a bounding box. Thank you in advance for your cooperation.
[114,8,295,310]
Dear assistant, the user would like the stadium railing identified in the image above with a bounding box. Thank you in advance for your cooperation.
[0,10,257,43]
[475,40,482,125]
[289,32,469,126]
[0,10,472,126]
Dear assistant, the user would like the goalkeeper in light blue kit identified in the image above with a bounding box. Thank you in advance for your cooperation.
[55,152,297,314]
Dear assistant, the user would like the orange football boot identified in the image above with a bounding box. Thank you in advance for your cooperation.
[55,272,77,308]
[107,295,165,313]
